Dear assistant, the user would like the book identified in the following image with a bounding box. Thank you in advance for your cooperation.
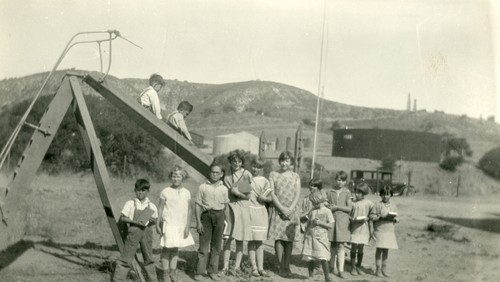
[135,208,155,225]
[386,212,398,220]
[237,180,253,193]
[353,216,367,222]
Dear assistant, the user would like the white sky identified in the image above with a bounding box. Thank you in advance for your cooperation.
[1,0,499,119]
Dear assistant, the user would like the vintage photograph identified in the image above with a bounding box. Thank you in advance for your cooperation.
[1,1,499,281]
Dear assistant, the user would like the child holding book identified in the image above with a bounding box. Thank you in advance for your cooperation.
[302,191,334,282]
[221,150,253,277]
[194,163,229,281]
[349,182,374,276]
[300,179,326,234]
[326,171,352,279]
[113,179,158,282]
[166,101,194,145]
[370,185,399,277]
[248,158,272,277]
[157,166,194,282]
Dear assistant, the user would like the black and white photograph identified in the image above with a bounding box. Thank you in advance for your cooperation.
[1,1,499,281]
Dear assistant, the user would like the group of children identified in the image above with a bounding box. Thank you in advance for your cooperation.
[300,172,399,282]
[137,73,194,145]
[111,148,399,282]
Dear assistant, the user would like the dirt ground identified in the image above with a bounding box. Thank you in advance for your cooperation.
[1,174,500,282]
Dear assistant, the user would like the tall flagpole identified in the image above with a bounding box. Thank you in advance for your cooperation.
[311,0,328,179]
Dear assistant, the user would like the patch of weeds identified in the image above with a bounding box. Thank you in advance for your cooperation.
[425,222,470,242]
[96,259,114,273]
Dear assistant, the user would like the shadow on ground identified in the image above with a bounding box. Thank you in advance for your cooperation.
[430,216,500,233]
[0,239,118,271]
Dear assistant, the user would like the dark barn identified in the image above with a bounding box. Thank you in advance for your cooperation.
[332,128,442,162]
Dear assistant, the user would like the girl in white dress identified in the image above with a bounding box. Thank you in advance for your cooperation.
[157,166,194,282]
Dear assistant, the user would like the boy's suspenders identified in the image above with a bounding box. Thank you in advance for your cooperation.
[136,89,153,112]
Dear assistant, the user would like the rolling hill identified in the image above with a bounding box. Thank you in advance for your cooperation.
[2,69,500,196]
[2,70,499,158]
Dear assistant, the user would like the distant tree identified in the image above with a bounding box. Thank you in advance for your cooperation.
[421,121,434,132]
[330,120,342,131]
[1,94,176,181]
[478,147,500,180]
[302,118,314,126]
[379,155,396,171]
[439,134,472,171]
[487,115,495,122]
[302,157,327,184]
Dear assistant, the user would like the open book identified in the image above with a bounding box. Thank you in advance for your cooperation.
[353,215,367,222]
[386,211,398,220]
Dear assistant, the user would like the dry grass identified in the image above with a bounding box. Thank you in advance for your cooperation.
[1,173,500,281]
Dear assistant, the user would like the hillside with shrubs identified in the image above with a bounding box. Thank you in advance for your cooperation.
[1,70,500,187]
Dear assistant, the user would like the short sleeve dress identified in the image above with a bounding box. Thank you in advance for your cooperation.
[248,175,271,240]
[267,170,301,241]
[371,201,398,249]
[350,199,374,245]
[224,169,253,241]
[302,206,334,260]
[159,186,195,248]
[326,187,352,243]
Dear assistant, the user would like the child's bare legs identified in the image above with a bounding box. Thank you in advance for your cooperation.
[329,242,336,273]
[249,240,268,277]
[161,247,179,282]
[233,240,244,272]
[275,240,284,266]
[335,242,346,278]
[248,241,261,271]
[248,241,257,274]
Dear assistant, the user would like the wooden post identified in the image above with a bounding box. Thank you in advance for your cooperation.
[294,126,303,173]
[406,170,412,196]
[275,138,280,151]
[259,131,266,158]
[122,155,127,180]
[286,137,292,152]
[456,175,461,197]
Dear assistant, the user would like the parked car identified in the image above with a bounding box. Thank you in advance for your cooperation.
[349,169,415,196]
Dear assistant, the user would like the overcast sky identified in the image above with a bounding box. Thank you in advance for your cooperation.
[1,0,499,119]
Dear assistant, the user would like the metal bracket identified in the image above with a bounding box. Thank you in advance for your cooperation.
[24,122,52,136]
